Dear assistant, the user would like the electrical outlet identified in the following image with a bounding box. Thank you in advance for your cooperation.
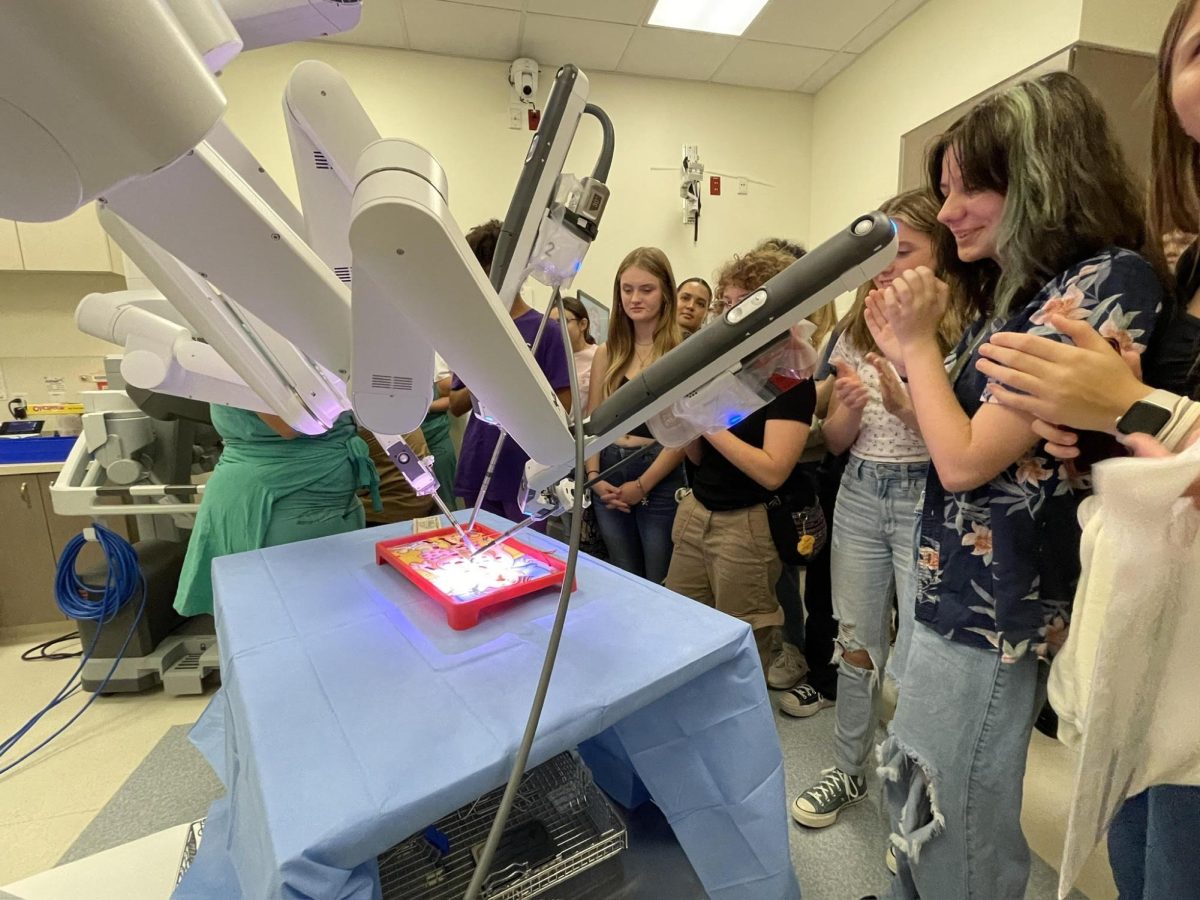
[738,178,749,195]
[508,106,524,129]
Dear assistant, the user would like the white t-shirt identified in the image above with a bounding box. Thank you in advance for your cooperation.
[831,331,929,463]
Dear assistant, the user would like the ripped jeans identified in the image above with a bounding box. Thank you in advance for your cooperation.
[830,456,926,777]
[879,623,1039,900]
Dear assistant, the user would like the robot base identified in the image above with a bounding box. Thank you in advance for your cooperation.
[81,616,219,696]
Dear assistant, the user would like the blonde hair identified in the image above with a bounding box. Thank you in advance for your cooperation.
[602,247,683,397]
[841,189,966,356]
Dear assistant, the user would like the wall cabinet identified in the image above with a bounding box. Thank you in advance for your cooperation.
[0,220,21,269]
[0,206,123,274]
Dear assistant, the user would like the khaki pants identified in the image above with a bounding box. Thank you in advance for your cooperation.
[665,492,784,678]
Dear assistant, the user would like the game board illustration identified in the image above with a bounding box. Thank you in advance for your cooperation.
[386,531,554,603]
[376,524,573,629]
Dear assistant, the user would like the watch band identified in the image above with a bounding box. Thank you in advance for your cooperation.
[1116,388,1179,436]
[1159,396,1200,451]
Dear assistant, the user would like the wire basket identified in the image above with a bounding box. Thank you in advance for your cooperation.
[176,818,205,885]
[174,753,625,899]
[377,751,627,900]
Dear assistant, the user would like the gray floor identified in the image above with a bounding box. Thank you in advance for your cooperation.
[775,699,1081,900]
[58,725,223,866]
[62,717,1080,899]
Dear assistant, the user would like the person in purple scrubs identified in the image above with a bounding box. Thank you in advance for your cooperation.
[448,219,572,524]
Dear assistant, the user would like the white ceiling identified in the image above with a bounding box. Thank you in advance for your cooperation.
[322,0,931,93]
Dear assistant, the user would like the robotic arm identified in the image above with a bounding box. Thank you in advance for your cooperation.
[4,0,896,525]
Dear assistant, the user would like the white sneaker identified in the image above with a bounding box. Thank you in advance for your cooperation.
[767,642,808,690]
[886,844,898,874]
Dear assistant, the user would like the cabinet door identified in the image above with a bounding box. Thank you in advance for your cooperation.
[0,219,21,270]
[16,205,115,273]
[37,473,130,580]
[0,475,66,628]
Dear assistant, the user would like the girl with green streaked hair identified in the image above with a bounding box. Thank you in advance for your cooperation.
[860,71,1165,899]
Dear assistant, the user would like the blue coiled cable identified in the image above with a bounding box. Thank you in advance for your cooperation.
[0,523,146,776]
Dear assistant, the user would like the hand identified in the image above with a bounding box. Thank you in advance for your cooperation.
[1119,430,1200,508]
[975,314,1150,433]
[873,267,949,348]
[591,479,630,513]
[1030,418,1081,460]
[866,352,913,420]
[612,480,648,509]
[863,290,904,370]
[831,358,869,411]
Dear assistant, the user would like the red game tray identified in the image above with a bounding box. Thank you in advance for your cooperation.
[375,523,574,629]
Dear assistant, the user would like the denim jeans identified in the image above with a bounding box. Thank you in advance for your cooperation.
[831,456,927,777]
[1108,784,1200,899]
[880,622,1039,900]
[591,444,684,584]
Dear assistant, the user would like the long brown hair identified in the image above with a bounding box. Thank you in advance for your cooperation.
[842,189,965,356]
[602,247,682,398]
[928,72,1162,319]
[1149,0,1200,262]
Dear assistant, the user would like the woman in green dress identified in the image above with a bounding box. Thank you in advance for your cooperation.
[174,405,381,617]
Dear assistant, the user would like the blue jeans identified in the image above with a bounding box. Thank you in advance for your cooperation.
[1108,784,1200,899]
[830,456,926,777]
[591,444,684,584]
[880,623,1039,900]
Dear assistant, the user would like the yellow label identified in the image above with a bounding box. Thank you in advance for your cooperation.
[28,403,85,416]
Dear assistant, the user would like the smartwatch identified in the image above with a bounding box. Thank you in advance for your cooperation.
[1115,389,1177,437]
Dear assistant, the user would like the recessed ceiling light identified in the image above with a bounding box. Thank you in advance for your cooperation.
[647,0,770,37]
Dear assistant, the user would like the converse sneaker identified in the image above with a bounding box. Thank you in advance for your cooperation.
[791,767,867,828]
[767,642,808,690]
[778,683,834,718]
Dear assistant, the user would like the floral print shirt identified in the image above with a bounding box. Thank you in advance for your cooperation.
[915,249,1162,661]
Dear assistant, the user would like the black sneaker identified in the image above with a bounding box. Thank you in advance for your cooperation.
[778,683,834,718]
[791,767,867,827]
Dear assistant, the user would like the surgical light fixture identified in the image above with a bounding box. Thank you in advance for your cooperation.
[647,0,770,36]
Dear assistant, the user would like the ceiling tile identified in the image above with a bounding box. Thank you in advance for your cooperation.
[844,0,930,53]
[525,0,655,26]
[521,15,635,72]
[711,40,832,91]
[402,0,521,60]
[798,51,857,93]
[616,27,737,81]
[744,0,894,51]
[322,0,408,48]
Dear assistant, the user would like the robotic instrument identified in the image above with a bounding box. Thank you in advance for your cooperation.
[0,1,897,895]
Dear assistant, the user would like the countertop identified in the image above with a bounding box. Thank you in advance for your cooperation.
[0,462,66,477]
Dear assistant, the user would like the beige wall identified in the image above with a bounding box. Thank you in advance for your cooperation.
[1080,0,1179,54]
[216,42,814,311]
[0,273,120,408]
[808,0,1085,251]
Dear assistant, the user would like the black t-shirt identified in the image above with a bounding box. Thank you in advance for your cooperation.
[1145,243,1200,399]
[692,380,817,511]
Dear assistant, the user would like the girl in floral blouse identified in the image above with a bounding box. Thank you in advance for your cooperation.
[864,72,1165,900]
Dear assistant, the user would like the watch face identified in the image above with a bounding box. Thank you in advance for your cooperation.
[1117,401,1173,436]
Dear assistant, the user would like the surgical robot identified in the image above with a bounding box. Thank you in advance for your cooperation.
[0,2,898,894]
